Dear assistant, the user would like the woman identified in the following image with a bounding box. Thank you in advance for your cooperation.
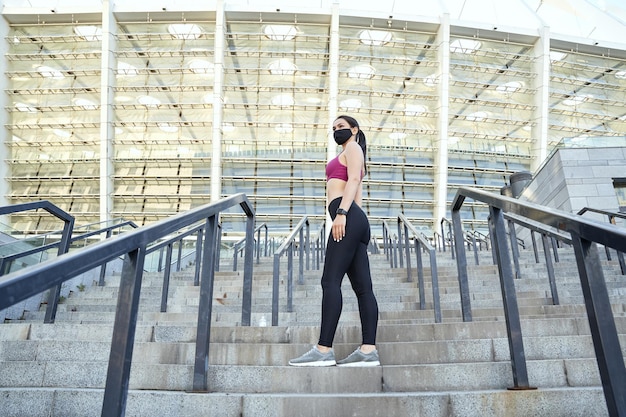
[289,115,380,367]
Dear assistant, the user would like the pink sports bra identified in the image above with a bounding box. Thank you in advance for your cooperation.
[326,155,348,181]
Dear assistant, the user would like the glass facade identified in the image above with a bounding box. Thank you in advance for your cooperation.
[2,2,626,237]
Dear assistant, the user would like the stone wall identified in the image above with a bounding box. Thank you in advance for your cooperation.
[520,147,625,225]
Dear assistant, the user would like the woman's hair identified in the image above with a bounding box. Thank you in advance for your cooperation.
[336,114,367,175]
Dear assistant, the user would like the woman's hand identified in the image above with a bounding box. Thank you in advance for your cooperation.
[332,214,346,242]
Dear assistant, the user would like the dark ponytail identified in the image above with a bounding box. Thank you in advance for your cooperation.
[336,114,367,175]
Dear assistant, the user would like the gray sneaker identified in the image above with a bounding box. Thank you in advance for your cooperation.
[289,345,336,367]
[337,348,380,367]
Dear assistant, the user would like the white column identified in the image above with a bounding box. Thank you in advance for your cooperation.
[100,0,116,223]
[0,13,9,207]
[531,26,550,172]
[328,1,340,161]
[211,0,225,202]
[326,1,340,238]
[433,13,451,230]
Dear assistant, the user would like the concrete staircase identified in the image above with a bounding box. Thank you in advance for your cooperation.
[1,246,625,416]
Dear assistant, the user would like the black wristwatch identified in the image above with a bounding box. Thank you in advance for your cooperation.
[336,208,349,216]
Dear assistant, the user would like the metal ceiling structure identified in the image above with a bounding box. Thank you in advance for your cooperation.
[1,0,626,235]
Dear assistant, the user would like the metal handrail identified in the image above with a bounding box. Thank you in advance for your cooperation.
[271,216,310,326]
[382,220,398,268]
[440,217,453,256]
[0,193,256,417]
[504,212,571,304]
[577,206,626,220]
[233,222,269,270]
[397,214,441,323]
[577,207,626,274]
[0,201,74,323]
[442,217,482,264]
[311,221,326,271]
[0,220,137,281]
[452,186,626,416]
[145,223,206,312]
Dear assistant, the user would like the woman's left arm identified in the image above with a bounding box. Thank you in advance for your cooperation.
[331,142,363,241]
[339,142,363,210]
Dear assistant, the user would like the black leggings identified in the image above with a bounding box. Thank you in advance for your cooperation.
[318,197,379,347]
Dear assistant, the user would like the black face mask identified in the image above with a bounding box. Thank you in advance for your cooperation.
[333,128,352,145]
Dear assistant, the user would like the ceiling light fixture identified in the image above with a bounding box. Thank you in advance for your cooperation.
[168,23,203,40]
[347,64,376,79]
[450,39,481,54]
[74,25,102,42]
[359,30,393,46]
[263,25,297,41]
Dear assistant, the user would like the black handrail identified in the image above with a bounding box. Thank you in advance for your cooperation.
[0,201,74,323]
[233,222,269,270]
[76,221,139,286]
[145,223,206,312]
[577,207,626,274]
[452,186,626,416]
[271,216,310,326]
[442,217,482,264]
[311,221,326,271]
[503,212,571,305]
[577,206,626,220]
[440,217,453,256]
[397,214,441,323]
[0,219,137,281]
[0,193,256,417]
[382,220,399,268]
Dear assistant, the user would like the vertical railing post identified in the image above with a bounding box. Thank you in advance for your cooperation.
[507,219,522,279]
[429,248,442,323]
[397,221,405,268]
[193,214,218,392]
[392,237,399,268]
[241,210,255,326]
[216,224,222,272]
[403,223,412,282]
[272,254,280,326]
[415,239,425,309]
[256,227,261,264]
[232,242,239,271]
[448,221,455,260]
[157,247,164,272]
[193,228,203,286]
[451,206,472,322]
[176,239,183,271]
[298,227,305,285]
[569,231,626,416]
[305,221,310,271]
[541,233,559,305]
[44,215,74,324]
[531,231,540,263]
[489,206,532,389]
[160,243,173,312]
[98,229,113,286]
[551,237,560,263]
[440,220,446,252]
[287,244,294,312]
[471,233,479,265]
[101,247,146,416]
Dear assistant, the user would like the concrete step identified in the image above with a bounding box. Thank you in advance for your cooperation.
[0,357,614,392]
[0,386,608,417]
[5,317,624,344]
[1,248,624,417]
[16,300,626,328]
[2,335,624,367]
